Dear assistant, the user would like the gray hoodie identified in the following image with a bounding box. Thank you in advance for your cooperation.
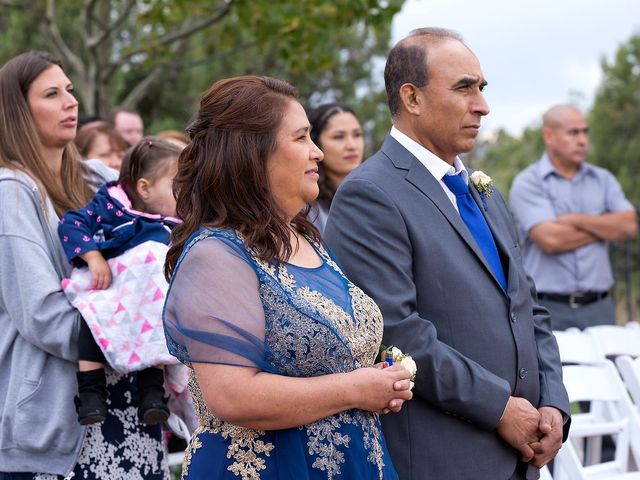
[0,160,116,475]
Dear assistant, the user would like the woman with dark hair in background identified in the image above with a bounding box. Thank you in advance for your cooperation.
[0,51,168,479]
[163,76,412,479]
[308,103,365,234]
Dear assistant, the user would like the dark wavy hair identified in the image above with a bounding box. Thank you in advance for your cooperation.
[165,76,321,279]
[308,102,359,210]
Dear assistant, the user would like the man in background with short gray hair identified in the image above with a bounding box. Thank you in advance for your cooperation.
[510,104,637,331]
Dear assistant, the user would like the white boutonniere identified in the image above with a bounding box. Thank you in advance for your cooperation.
[470,171,493,198]
[380,345,417,390]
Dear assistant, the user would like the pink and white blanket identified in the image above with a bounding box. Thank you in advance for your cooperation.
[62,240,179,376]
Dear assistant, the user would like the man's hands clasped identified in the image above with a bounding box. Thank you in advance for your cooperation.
[496,397,563,468]
[529,406,564,468]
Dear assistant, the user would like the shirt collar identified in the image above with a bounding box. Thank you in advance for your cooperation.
[538,153,555,178]
[390,126,468,184]
[538,152,595,180]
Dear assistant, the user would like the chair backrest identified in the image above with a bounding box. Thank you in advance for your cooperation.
[616,355,640,409]
[167,450,185,469]
[167,413,192,440]
[539,465,553,480]
[553,329,605,365]
[166,413,192,468]
[586,325,640,358]
[554,361,640,479]
[563,362,627,403]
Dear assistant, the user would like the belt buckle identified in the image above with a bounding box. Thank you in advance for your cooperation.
[569,292,584,309]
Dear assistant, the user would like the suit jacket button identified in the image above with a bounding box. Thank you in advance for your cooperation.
[510,312,517,323]
[519,368,527,379]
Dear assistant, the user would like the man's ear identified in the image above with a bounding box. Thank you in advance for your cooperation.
[136,178,151,201]
[398,83,423,116]
[542,127,554,145]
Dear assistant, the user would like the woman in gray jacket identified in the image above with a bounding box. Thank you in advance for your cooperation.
[0,51,168,479]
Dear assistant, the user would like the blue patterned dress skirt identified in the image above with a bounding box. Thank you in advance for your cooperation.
[163,228,401,480]
[181,388,398,480]
[182,416,398,479]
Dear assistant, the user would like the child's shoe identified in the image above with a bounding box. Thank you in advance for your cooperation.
[75,369,108,425]
[137,367,170,425]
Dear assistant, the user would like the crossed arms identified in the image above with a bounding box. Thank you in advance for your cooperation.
[529,210,637,253]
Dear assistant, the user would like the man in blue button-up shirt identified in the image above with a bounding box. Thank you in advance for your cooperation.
[510,104,637,330]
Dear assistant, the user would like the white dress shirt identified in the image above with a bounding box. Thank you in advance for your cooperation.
[390,126,468,212]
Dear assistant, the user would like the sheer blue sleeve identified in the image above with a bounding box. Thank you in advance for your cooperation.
[163,235,272,371]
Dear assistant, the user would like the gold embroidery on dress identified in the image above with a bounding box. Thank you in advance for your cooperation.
[360,412,385,477]
[262,282,354,377]
[276,264,296,291]
[221,423,274,479]
[304,411,385,480]
[306,413,352,479]
[297,286,381,368]
[181,426,204,479]
[187,370,275,479]
[252,236,383,349]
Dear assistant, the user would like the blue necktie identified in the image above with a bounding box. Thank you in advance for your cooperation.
[442,174,507,292]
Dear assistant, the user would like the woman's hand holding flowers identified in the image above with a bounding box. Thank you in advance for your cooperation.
[349,364,413,415]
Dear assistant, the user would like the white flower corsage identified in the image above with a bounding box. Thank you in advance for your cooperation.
[470,170,493,198]
[380,345,417,390]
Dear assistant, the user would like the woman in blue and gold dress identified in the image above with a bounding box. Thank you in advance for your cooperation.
[163,76,413,479]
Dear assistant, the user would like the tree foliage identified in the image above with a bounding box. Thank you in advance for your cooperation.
[0,0,403,150]
[589,34,640,208]
[587,34,640,323]
[470,126,545,197]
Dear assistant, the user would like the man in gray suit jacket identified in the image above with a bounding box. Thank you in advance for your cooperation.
[324,27,570,480]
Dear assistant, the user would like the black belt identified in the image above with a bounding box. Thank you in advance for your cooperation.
[538,291,609,309]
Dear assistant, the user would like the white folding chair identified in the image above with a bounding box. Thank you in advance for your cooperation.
[586,325,640,359]
[553,329,606,365]
[539,464,553,480]
[552,329,610,466]
[166,413,192,468]
[554,361,640,479]
[617,356,640,411]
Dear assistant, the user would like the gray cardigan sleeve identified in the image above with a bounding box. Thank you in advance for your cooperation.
[0,164,116,361]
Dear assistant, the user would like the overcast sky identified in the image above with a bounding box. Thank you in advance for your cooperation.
[391,0,640,136]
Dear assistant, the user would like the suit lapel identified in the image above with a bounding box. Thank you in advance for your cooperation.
[381,136,501,290]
